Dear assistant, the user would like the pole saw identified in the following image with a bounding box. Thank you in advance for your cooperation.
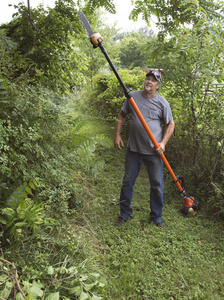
[78,11,200,215]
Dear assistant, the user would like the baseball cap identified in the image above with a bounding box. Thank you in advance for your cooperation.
[146,70,161,82]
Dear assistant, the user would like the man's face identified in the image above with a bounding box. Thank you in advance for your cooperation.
[144,75,160,93]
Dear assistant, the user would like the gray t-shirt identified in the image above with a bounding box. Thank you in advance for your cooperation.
[122,90,173,155]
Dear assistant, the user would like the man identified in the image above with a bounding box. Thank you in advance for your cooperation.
[114,70,175,227]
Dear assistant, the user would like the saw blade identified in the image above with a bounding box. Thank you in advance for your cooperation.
[78,11,94,36]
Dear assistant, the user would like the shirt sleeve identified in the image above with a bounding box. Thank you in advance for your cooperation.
[121,98,130,115]
[162,101,173,125]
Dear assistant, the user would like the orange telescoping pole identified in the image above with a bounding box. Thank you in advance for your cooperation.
[96,39,183,193]
[128,96,183,193]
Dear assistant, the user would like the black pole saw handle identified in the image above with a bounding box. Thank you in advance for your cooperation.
[98,41,130,98]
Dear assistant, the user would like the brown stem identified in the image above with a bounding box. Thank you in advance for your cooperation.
[0,258,26,298]
[27,0,38,31]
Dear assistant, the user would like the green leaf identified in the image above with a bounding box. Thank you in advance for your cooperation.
[91,295,102,300]
[0,274,8,283]
[17,187,28,198]
[25,293,34,300]
[45,292,60,300]
[16,292,25,300]
[0,90,7,94]
[67,266,78,273]
[29,181,36,190]
[17,187,24,194]
[15,222,27,227]
[30,282,43,297]
[80,291,89,300]
[79,275,88,281]
[32,179,39,187]
[84,283,96,291]
[0,216,7,224]
[47,266,54,275]
[97,277,107,287]
[25,186,33,195]
[1,282,13,298]
[12,193,23,201]
[69,286,82,295]
[90,273,100,279]
[2,207,15,216]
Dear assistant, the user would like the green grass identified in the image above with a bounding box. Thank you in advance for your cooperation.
[81,117,224,300]
[2,108,222,299]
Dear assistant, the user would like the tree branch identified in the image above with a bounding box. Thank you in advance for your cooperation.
[27,0,38,31]
[0,258,26,298]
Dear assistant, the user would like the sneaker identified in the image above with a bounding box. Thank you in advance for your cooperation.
[155,221,166,228]
[115,214,134,226]
[115,216,127,226]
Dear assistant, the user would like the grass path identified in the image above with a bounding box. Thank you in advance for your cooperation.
[81,115,224,299]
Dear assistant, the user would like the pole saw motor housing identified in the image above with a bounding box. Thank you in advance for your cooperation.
[176,175,201,215]
[89,32,103,48]
[181,196,201,215]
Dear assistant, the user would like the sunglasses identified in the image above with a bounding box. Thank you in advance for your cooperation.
[146,70,161,82]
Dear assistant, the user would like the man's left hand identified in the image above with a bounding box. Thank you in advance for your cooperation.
[155,143,165,155]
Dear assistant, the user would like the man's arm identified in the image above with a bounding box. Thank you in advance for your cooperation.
[156,120,175,155]
[114,110,127,150]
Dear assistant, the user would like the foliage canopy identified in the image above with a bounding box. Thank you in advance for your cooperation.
[130,0,224,36]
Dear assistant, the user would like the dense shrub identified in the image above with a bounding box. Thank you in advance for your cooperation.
[0,2,88,92]
[90,68,145,120]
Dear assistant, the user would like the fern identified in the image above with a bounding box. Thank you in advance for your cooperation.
[75,135,111,179]
[0,179,55,243]
[0,78,9,104]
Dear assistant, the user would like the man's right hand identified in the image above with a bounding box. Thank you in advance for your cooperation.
[114,110,126,150]
[114,136,124,150]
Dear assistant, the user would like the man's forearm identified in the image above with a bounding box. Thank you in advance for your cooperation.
[114,111,126,138]
[115,118,124,137]
[161,120,175,146]
[114,111,127,149]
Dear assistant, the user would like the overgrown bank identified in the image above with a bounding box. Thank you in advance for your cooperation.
[0,94,223,299]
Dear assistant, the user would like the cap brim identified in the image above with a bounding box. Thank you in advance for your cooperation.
[146,72,161,82]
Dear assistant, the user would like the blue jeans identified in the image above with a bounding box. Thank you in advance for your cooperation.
[119,148,164,223]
